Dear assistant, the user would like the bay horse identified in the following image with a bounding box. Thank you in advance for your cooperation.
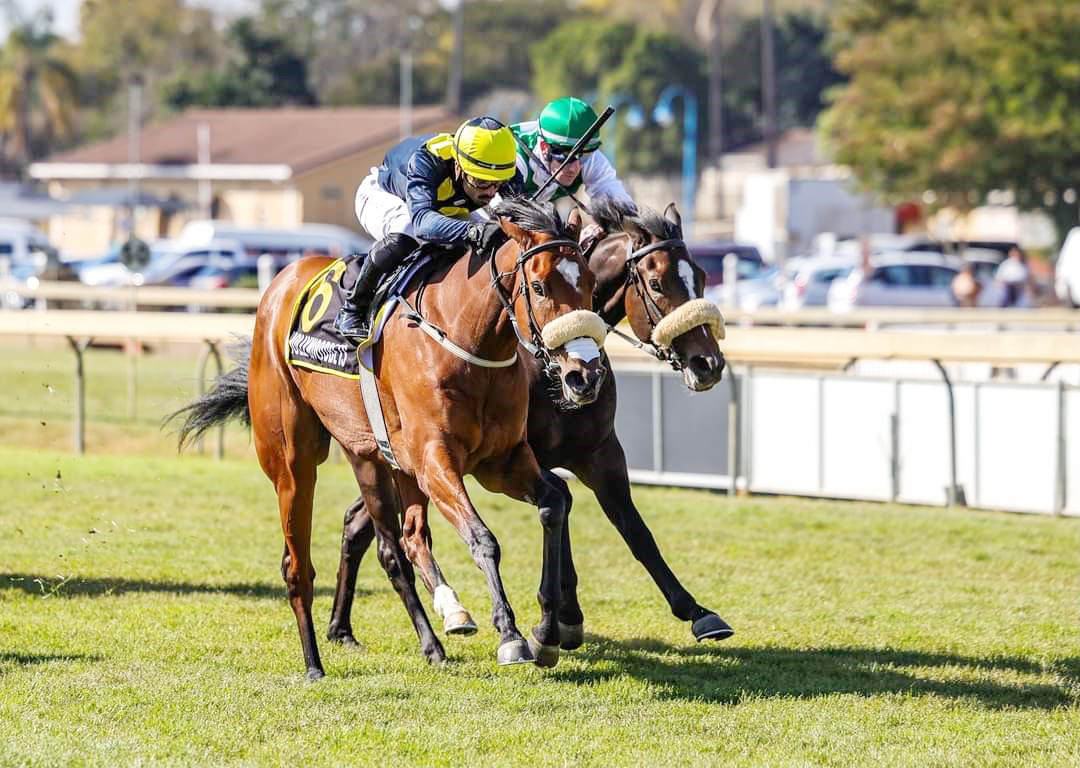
[171,197,608,678]
[326,199,734,653]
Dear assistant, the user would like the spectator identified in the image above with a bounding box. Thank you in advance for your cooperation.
[951,262,981,307]
[994,247,1029,307]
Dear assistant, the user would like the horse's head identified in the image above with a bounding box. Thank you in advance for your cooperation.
[588,201,725,392]
[492,197,607,407]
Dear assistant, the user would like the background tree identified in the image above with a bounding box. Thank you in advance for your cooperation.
[162,18,315,109]
[821,0,1080,240]
[0,11,76,176]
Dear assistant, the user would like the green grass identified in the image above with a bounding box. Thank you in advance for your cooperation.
[2,447,1079,767]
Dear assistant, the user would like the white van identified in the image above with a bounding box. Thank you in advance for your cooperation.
[1054,227,1080,307]
[0,218,58,277]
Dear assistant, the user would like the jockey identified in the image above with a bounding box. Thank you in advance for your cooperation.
[335,116,521,338]
[510,97,635,242]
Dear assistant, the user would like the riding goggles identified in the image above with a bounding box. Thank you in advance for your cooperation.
[546,146,594,164]
[464,174,505,192]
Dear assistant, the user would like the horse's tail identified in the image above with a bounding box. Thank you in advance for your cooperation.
[165,338,253,451]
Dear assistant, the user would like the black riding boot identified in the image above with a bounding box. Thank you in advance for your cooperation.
[333,232,418,338]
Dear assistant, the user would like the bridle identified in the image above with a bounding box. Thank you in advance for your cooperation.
[489,236,584,368]
[604,236,694,371]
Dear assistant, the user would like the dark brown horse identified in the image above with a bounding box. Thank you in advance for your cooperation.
[327,199,733,653]
[172,198,608,678]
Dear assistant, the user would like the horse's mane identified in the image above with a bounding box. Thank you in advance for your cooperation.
[492,197,567,237]
[629,206,682,241]
[587,198,637,234]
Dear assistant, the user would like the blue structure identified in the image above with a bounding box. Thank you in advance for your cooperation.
[653,85,698,237]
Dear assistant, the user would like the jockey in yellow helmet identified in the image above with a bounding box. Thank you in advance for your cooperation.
[336,117,522,337]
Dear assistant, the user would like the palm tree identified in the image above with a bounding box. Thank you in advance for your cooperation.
[0,10,77,177]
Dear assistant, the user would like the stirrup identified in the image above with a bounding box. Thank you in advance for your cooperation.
[333,306,371,339]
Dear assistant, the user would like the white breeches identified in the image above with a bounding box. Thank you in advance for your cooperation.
[354,167,413,240]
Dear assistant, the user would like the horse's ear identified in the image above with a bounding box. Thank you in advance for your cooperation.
[498,215,529,248]
[663,202,683,238]
[566,208,582,239]
[622,216,649,250]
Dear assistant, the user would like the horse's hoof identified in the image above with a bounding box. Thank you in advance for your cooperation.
[328,630,363,649]
[527,634,560,668]
[558,621,584,651]
[305,666,325,681]
[444,610,478,636]
[496,638,534,666]
[692,613,734,642]
[423,643,447,665]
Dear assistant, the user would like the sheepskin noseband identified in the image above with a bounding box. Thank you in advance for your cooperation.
[540,309,608,350]
[651,298,726,347]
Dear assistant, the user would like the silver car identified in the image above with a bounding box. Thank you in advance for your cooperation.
[827,251,960,311]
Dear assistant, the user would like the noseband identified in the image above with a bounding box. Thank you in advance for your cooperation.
[490,237,583,367]
[607,237,692,371]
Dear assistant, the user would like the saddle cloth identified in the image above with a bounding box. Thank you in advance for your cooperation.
[285,252,438,378]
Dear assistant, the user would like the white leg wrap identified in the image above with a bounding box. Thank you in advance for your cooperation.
[433,584,466,619]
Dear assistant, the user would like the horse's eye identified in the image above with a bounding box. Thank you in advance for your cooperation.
[649,278,663,293]
[531,280,545,297]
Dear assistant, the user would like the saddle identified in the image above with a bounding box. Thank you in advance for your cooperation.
[286,244,456,378]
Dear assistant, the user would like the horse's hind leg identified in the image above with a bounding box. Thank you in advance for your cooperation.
[576,433,733,642]
[254,399,330,680]
[327,497,376,646]
[352,458,445,663]
[398,477,477,636]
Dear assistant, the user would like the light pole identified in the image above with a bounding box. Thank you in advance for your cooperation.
[653,84,698,236]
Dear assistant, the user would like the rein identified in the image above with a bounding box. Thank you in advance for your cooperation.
[608,237,690,371]
[489,237,583,366]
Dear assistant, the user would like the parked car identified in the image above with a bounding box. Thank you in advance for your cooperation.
[0,218,72,307]
[705,264,784,311]
[186,263,260,291]
[177,220,372,269]
[141,239,251,286]
[1055,227,1080,307]
[687,242,765,287]
[827,251,961,311]
[782,255,856,309]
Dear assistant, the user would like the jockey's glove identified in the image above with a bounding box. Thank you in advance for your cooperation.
[468,220,509,256]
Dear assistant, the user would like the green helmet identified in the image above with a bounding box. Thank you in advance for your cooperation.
[538,97,601,151]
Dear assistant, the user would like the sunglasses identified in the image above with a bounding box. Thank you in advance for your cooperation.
[463,175,504,192]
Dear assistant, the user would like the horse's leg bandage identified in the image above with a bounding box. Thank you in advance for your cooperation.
[651,299,726,348]
[541,309,608,352]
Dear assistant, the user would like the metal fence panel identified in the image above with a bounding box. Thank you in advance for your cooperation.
[974,384,1059,514]
[821,378,895,501]
[896,381,952,506]
[660,375,731,475]
[748,373,822,495]
[612,370,657,471]
[1064,388,1079,517]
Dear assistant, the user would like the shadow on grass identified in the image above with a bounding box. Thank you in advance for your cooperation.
[553,634,1079,711]
[0,651,104,672]
[1,573,372,601]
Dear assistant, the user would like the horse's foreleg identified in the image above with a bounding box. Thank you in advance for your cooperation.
[477,446,567,668]
[419,440,531,665]
[397,477,477,636]
[351,458,445,664]
[327,497,375,646]
[576,433,733,642]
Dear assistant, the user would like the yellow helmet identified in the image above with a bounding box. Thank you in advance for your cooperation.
[452,117,517,182]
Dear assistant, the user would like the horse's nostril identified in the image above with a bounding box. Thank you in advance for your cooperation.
[565,370,587,393]
[688,355,714,377]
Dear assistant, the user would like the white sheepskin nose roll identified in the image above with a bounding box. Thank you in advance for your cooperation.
[540,309,608,351]
[651,299,726,348]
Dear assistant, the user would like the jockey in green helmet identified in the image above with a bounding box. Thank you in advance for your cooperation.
[510,97,634,243]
